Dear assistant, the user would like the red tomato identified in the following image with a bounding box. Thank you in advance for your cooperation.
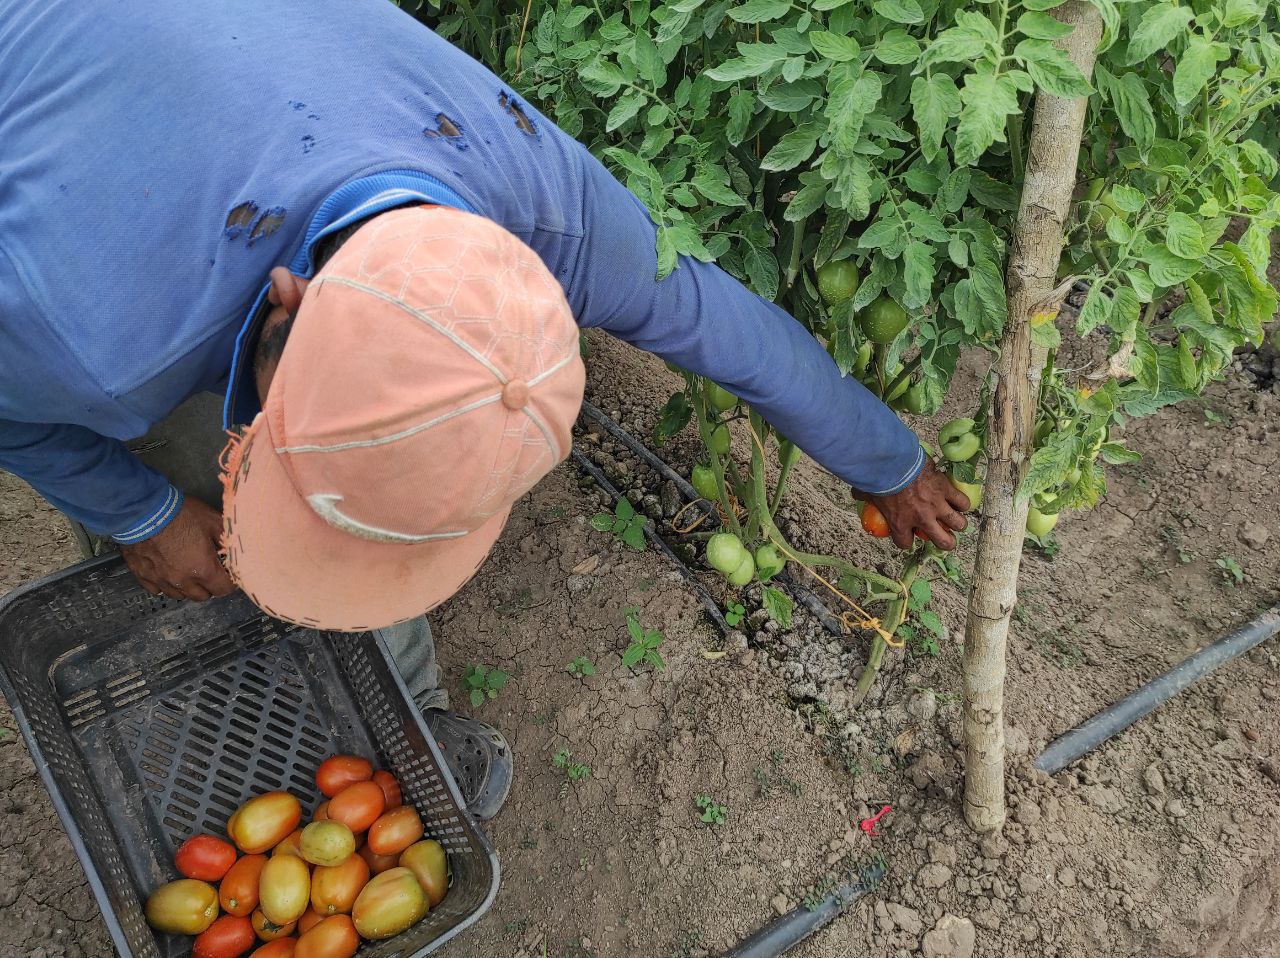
[175,834,238,882]
[357,844,399,876]
[326,781,385,834]
[297,907,324,935]
[193,914,256,958]
[312,802,330,822]
[860,502,891,538]
[315,756,373,798]
[220,854,269,918]
[249,941,297,958]
[372,770,402,809]
[229,793,303,855]
[295,914,360,958]
[367,806,424,857]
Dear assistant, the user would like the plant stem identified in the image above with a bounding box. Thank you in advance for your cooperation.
[852,555,921,706]
[693,381,744,539]
[769,454,795,515]
[882,353,924,402]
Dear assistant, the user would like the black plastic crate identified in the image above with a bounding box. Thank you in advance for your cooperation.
[0,556,499,956]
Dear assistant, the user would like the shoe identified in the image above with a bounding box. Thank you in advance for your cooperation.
[424,710,513,820]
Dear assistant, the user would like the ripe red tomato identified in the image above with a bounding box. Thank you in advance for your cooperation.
[193,914,256,958]
[860,502,891,538]
[366,806,424,857]
[175,834,238,882]
[220,854,269,917]
[326,781,385,834]
[295,914,360,958]
[372,770,402,809]
[315,756,373,798]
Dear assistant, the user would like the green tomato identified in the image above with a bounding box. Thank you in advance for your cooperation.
[852,341,873,377]
[950,476,984,511]
[707,533,747,575]
[691,465,719,501]
[706,383,739,412]
[1026,507,1060,538]
[1088,190,1127,233]
[938,418,980,463]
[727,552,756,587]
[817,261,860,307]
[897,382,928,415]
[859,296,910,345]
[885,374,910,404]
[708,424,731,456]
[755,545,784,580]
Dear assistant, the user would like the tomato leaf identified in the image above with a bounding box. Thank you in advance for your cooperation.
[622,522,647,551]
[1017,431,1080,505]
[875,29,921,64]
[606,91,646,132]
[955,72,1019,167]
[726,89,755,145]
[873,0,924,24]
[653,391,693,443]
[1172,34,1228,106]
[760,123,823,171]
[910,74,961,162]
[903,241,935,310]
[1016,11,1073,39]
[615,498,636,521]
[810,30,860,61]
[761,586,794,628]
[1015,40,1093,98]
[1126,3,1193,64]
[692,163,749,208]
[591,514,616,531]
[1075,283,1113,335]
[1145,245,1202,287]
[744,244,781,300]
[728,0,792,22]
[919,26,989,70]
[1165,213,1207,260]
[918,609,945,638]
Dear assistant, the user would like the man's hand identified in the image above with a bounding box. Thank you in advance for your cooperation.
[119,498,236,600]
[861,458,972,551]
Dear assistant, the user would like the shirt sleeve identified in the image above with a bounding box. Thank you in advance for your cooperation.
[0,419,184,542]
[567,157,924,497]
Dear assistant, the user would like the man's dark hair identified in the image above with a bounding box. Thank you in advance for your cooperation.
[251,216,371,377]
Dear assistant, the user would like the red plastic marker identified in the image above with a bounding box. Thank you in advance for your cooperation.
[859,805,892,837]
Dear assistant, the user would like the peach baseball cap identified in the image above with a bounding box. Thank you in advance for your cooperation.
[220,205,586,631]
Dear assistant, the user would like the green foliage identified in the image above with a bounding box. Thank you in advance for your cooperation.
[1216,552,1246,585]
[695,795,727,825]
[553,747,591,796]
[724,600,746,627]
[622,608,666,670]
[566,655,597,677]
[464,664,509,707]
[761,585,794,628]
[591,498,647,550]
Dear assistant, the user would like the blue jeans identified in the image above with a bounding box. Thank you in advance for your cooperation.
[65,391,448,710]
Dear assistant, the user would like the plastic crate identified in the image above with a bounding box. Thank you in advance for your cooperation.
[0,556,499,957]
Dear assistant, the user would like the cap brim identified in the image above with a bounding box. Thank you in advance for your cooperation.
[223,418,508,632]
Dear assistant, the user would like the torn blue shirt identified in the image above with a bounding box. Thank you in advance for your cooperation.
[0,0,923,542]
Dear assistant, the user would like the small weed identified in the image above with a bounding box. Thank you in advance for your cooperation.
[463,664,508,707]
[753,749,804,799]
[1036,633,1084,668]
[622,609,665,671]
[591,499,646,551]
[696,795,727,825]
[553,747,590,797]
[566,656,596,678]
[669,930,703,958]
[724,600,746,628]
[1028,533,1061,558]
[1216,553,1245,586]
[1159,525,1197,565]
[1202,406,1229,426]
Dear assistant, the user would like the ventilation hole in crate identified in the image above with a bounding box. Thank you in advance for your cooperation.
[288,773,315,794]
[262,732,291,753]
[105,669,144,691]
[228,717,257,736]
[190,713,220,736]
[230,704,260,723]
[183,740,216,761]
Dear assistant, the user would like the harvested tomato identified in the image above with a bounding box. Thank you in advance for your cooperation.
[251,909,296,942]
[400,840,448,907]
[372,770,402,809]
[193,914,256,958]
[145,878,220,935]
[297,907,324,935]
[312,851,370,916]
[259,854,311,926]
[221,854,269,918]
[249,941,297,958]
[312,802,330,822]
[367,805,424,857]
[326,781,385,834]
[272,829,305,859]
[351,867,429,940]
[295,915,360,958]
[175,834,238,882]
[860,502,891,538]
[300,821,355,868]
[229,792,302,855]
[315,756,373,799]
[358,843,399,876]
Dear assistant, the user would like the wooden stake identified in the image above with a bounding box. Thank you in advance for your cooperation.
[962,2,1104,834]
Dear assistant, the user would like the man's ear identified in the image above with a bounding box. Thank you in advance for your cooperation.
[266,267,311,312]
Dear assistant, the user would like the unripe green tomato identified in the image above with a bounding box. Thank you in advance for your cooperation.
[950,476,984,511]
[885,374,910,403]
[708,424,731,456]
[755,545,784,579]
[900,382,928,415]
[938,418,980,463]
[691,465,719,501]
[706,383,739,412]
[706,534,747,575]
[817,261,860,307]
[727,552,756,587]
[1026,507,1060,538]
[859,296,910,345]
[852,341,873,377]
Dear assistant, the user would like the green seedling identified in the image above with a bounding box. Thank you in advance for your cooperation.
[463,664,508,707]
[696,795,727,825]
[566,655,596,678]
[724,601,745,628]
[553,747,590,797]
[591,498,646,550]
[1216,553,1245,586]
[622,609,665,671]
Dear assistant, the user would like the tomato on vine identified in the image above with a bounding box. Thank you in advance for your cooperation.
[858,296,909,345]
[691,464,718,501]
[938,419,981,463]
[817,260,860,307]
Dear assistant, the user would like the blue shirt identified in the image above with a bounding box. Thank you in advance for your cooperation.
[0,0,923,542]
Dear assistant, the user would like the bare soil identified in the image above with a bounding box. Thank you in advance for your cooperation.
[1,331,1278,958]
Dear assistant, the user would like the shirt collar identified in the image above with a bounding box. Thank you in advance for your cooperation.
[222,170,474,429]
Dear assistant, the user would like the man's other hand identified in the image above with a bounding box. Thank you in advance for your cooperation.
[119,498,236,600]
[863,459,972,551]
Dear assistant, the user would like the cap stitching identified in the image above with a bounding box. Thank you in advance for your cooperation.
[276,391,503,454]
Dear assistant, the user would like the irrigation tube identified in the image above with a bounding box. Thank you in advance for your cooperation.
[1034,603,1280,775]
[721,862,886,958]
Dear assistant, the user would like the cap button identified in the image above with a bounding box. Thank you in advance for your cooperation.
[502,379,530,410]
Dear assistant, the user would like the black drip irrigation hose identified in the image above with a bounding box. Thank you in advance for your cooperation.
[576,402,851,644]
[1034,602,1280,775]
[721,861,887,958]
[570,449,731,634]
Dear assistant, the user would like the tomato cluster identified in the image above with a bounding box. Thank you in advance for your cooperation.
[145,755,449,957]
